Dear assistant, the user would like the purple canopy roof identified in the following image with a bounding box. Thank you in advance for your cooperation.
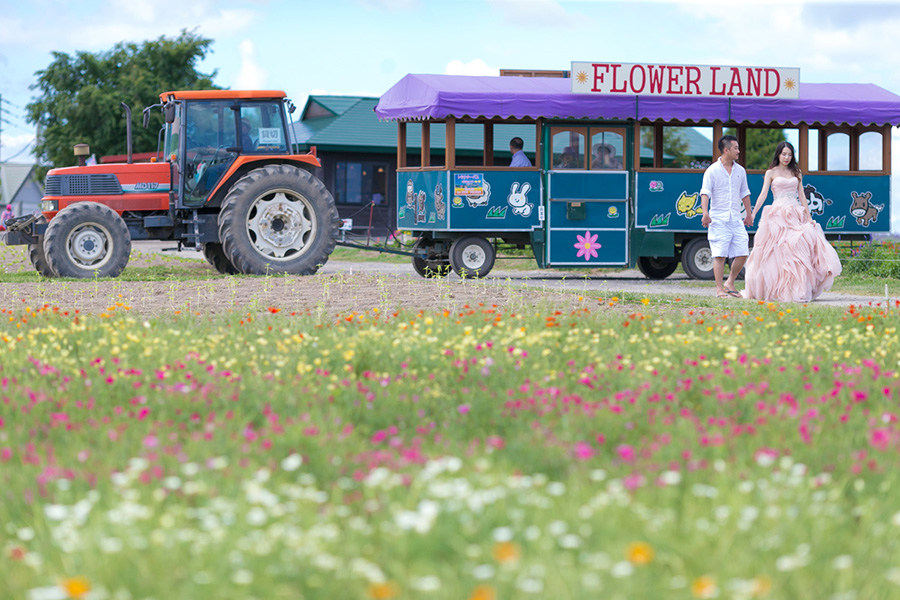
[375,74,900,127]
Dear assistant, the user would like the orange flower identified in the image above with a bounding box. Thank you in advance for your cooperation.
[625,541,654,565]
[751,576,772,597]
[367,582,398,599]
[469,585,497,600]
[492,541,521,563]
[691,575,717,598]
[61,576,91,599]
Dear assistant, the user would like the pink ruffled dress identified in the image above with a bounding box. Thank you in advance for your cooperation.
[744,176,842,302]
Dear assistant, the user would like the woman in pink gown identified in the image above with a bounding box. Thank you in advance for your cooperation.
[744,142,842,302]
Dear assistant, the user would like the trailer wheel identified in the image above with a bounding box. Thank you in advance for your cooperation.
[411,238,450,278]
[449,235,495,278]
[637,256,678,279]
[28,216,56,278]
[681,237,714,280]
[202,242,239,275]
[218,165,339,275]
[44,203,131,278]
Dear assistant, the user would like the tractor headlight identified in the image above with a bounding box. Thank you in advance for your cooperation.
[41,200,58,211]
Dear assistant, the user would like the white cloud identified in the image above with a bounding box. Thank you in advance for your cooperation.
[0,134,37,163]
[444,59,500,77]
[234,40,267,89]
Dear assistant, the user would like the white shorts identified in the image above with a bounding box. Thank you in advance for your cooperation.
[707,220,749,258]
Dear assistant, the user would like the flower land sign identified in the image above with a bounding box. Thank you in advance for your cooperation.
[570,62,800,99]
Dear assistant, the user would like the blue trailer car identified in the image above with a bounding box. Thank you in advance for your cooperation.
[374,73,900,279]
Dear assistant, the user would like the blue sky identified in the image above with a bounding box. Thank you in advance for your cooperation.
[2,0,900,224]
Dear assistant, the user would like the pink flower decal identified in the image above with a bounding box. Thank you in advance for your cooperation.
[574,231,600,261]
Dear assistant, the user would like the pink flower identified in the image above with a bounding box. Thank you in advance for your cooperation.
[143,435,158,448]
[870,428,892,451]
[573,441,594,461]
[574,231,600,261]
[616,444,636,463]
[458,404,471,415]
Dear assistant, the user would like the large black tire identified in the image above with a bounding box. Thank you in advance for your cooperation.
[28,216,56,278]
[681,237,714,280]
[637,256,678,279]
[218,165,340,275]
[411,237,450,278]
[44,203,131,278]
[449,235,495,278]
[202,242,239,275]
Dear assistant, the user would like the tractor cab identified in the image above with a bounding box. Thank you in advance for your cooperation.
[158,90,292,208]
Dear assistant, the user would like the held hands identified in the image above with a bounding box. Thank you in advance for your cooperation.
[744,213,754,227]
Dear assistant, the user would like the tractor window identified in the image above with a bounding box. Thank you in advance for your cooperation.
[239,103,288,154]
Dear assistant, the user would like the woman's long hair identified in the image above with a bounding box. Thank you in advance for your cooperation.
[768,141,801,178]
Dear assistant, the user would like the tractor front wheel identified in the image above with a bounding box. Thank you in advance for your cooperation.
[218,165,340,275]
[202,242,239,275]
[44,203,131,278]
[28,215,55,277]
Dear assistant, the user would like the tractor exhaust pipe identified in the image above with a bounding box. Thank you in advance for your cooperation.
[121,102,133,164]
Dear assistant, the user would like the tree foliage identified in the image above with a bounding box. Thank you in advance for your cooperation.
[27,30,218,172]
[725,127,788,170]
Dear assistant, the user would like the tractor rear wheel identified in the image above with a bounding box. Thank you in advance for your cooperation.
[28,215,55,277]
[218,165,340,275]
[202,242,239,275]
[44,203,131,278]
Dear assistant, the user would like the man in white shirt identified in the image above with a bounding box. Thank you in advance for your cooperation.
[509,137,532,167]
[700,135,752,298]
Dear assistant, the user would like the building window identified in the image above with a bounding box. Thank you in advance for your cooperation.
[335,161,388,205]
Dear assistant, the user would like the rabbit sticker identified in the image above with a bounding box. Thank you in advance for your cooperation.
[434,182,446,221]
[507,182,533,218]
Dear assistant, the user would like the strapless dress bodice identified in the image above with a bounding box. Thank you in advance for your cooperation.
[772,176,799,201]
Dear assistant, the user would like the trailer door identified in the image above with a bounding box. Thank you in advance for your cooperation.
[546,126,630,267]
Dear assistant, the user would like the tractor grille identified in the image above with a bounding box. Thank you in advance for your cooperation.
[44,174,123,196]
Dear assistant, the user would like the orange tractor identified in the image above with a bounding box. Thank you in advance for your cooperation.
[6,90,340,277]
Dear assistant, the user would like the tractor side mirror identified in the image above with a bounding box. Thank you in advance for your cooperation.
[142,107,151,129]
[164,104,176,124]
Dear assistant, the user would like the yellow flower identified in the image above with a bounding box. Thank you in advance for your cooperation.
[469,585,497,600]
[626,541,654,565]
[492,541,521,563]
[61,576,91,599]
[691,575,718,598]
[368,582,398,599]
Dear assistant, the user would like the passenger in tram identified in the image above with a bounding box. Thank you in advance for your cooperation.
[556,146,580,169]
[591,143,623,169]
[509,137,532,167]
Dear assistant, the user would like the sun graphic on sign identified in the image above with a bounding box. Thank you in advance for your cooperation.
[783,78,796,91]
[575,70,589,85]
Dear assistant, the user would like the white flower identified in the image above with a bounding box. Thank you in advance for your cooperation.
[610,561,634,578]
[547,482,566,496]
[280,453,303,472]
[472,564,495,580]
[559,534,582,549]
[99,537,123,554]
[659,470,681,486]
[492,526,514,542]
[246,507,267,526]
[410,576,441,591]
[832,555,853,570]
[516,577,544,593]
[181,463,200,477]
[17,527,35,541]
[44,504,68,521]
[231,569,253,584]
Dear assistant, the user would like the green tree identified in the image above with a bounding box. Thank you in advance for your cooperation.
[27,30,218,174]
[725,128,788,170]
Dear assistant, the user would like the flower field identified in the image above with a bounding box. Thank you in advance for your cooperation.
[3,295,900,599]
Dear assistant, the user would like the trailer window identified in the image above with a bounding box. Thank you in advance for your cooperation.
[859,131,883,171]
[589,129,624,170]
[662,126,713,169]
[740,128,797,170]
[551,128,586,169]
[808,129,820,171]
[827,132,850,171]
